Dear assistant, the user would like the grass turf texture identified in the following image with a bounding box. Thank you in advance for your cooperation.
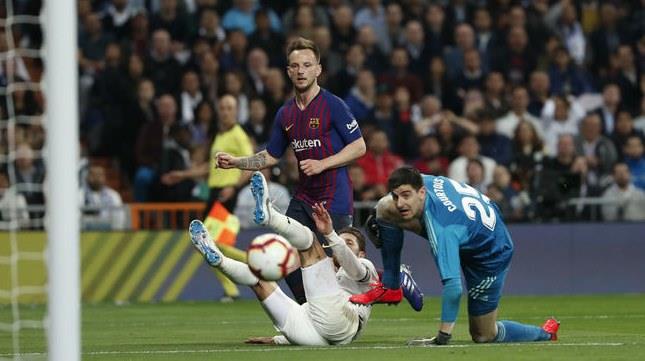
[1,294,644,361]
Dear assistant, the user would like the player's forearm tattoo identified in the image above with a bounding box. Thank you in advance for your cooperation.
[238,154,266,170]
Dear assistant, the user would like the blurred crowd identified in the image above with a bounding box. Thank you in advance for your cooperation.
[1,0,644,228]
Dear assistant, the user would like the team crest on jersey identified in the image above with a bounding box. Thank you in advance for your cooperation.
[309,117,320,129]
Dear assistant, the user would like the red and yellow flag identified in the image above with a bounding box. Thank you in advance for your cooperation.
[203,202,240,246]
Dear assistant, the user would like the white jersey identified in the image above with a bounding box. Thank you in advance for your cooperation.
[336,258,379,336]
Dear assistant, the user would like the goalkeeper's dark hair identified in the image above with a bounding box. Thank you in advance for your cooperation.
[338,226,366,253]
[286,37,320,62]
[388,166,423,192]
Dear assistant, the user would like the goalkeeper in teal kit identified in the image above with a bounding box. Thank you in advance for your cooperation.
[350,166,560,345]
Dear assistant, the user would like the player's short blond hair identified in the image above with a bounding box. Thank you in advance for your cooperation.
[286,37,320,62]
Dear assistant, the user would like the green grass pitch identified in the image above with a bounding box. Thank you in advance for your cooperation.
[1,294,644,360]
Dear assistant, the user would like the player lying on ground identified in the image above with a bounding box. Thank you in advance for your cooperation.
[350,166,560,345]
[188,171,420,345]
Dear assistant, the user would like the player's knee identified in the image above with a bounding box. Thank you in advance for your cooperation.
[470,331,496,343]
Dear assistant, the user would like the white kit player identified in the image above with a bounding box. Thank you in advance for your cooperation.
[188,171,379,345]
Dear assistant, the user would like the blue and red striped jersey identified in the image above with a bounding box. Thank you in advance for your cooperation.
[266,88,362,215]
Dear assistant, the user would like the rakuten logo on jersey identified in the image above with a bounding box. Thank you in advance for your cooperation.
[291,138,322,152]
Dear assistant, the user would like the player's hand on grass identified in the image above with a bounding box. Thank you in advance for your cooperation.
[407,331,452,346]
[299,159,325,176]
[215,152,238,169]
[312,202,333,235]
[244,336,276,345]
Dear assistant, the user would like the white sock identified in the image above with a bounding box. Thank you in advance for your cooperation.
[267,208,313,250]
[219,257,259,286]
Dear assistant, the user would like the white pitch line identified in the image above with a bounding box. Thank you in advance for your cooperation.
[0,342,627,357]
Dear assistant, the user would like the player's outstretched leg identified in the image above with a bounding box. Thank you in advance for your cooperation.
[400,264,423,311]
[493,318,559,343]
[250,171,313,251]
[189,220,259,286]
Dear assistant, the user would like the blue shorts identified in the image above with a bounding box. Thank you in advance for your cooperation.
[463,266,509,317]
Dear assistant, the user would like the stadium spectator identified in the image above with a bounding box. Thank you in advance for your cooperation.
[549,2,586,66]
[495,86,543,139]
[329,44,365,98]
[444,23,477,79]
[282,0,329,35]
[199,51,220,105]
[344,69,376,124]
[411,135,449,176]
[401,20,432,75]
[133,94,177,201]
[482,72,509,119]
[123,12,150,57]
[527,71,550,117]
[487,165,526,222]
[222,71,250,125]
[262,67,288,117]
[609,45,640,114]
[541,95,581,157]
[448,134,496,186]
[101,0,141,41]
[472,7,496,69]
[589,3,628,77]
[219,29,248,72]
[422,57,460,113]
[547,46,591,96]
[411,95,442,137]
[14,143,45,222]
[356,129,404,199]
[80,164,125,230]
[536,134,588,220]
[221,0,281,35]
[491,25,536,85]
[235,167,289,229]
[634,96,645,134]
[289,4,317,40]
[356,24,388,76]
[120,79,155,179]
[379,47,423,103]
[145,29,181,95]
[178,70,203,124]
[0,172,30,230]
[189,100,217,148]
[454,48,486,95]
[149,0,192,50]
[242,97,271,148]
[591,83,622,134]
[78,12,113,77]
[611,110,645,160]
[157,123,195,201]
[623,135,645,190]
[384,2,404,54]
[423,3,450,59]
[391,86,419,159]
[466,158,487,193]
[601,163,645,221]
[248,8,285,67]
[194,8,226,46]
[476,109,512,166]
[354,0,388,54]
[509,120,544,192]
[329,4,356,54]
[312,26,342,82]
[574,113,618,193]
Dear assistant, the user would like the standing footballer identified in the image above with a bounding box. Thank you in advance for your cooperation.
[215,37,367,303]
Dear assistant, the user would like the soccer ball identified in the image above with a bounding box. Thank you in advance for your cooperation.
[247,233,299,281]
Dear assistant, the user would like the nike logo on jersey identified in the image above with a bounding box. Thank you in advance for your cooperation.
[285,123,295,132]
[346,119,359,133]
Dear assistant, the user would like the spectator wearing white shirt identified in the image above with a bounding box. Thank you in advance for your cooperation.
[80,165,125,230]
[541,95,582,156]
[448,134,497,185]
[0,172,30,230]
[602,163,645,221]
[496,86,544,140]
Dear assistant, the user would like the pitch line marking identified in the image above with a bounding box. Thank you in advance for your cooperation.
[0,342,627,357]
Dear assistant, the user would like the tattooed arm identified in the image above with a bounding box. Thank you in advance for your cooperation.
[215,150,279,170]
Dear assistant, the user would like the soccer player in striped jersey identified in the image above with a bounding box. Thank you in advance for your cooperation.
[350,167,559,345]
[215,37,366,303]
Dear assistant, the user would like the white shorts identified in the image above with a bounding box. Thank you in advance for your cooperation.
[261,258,361,346]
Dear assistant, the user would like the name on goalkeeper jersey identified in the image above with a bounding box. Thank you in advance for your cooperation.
[433,178,457,212]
